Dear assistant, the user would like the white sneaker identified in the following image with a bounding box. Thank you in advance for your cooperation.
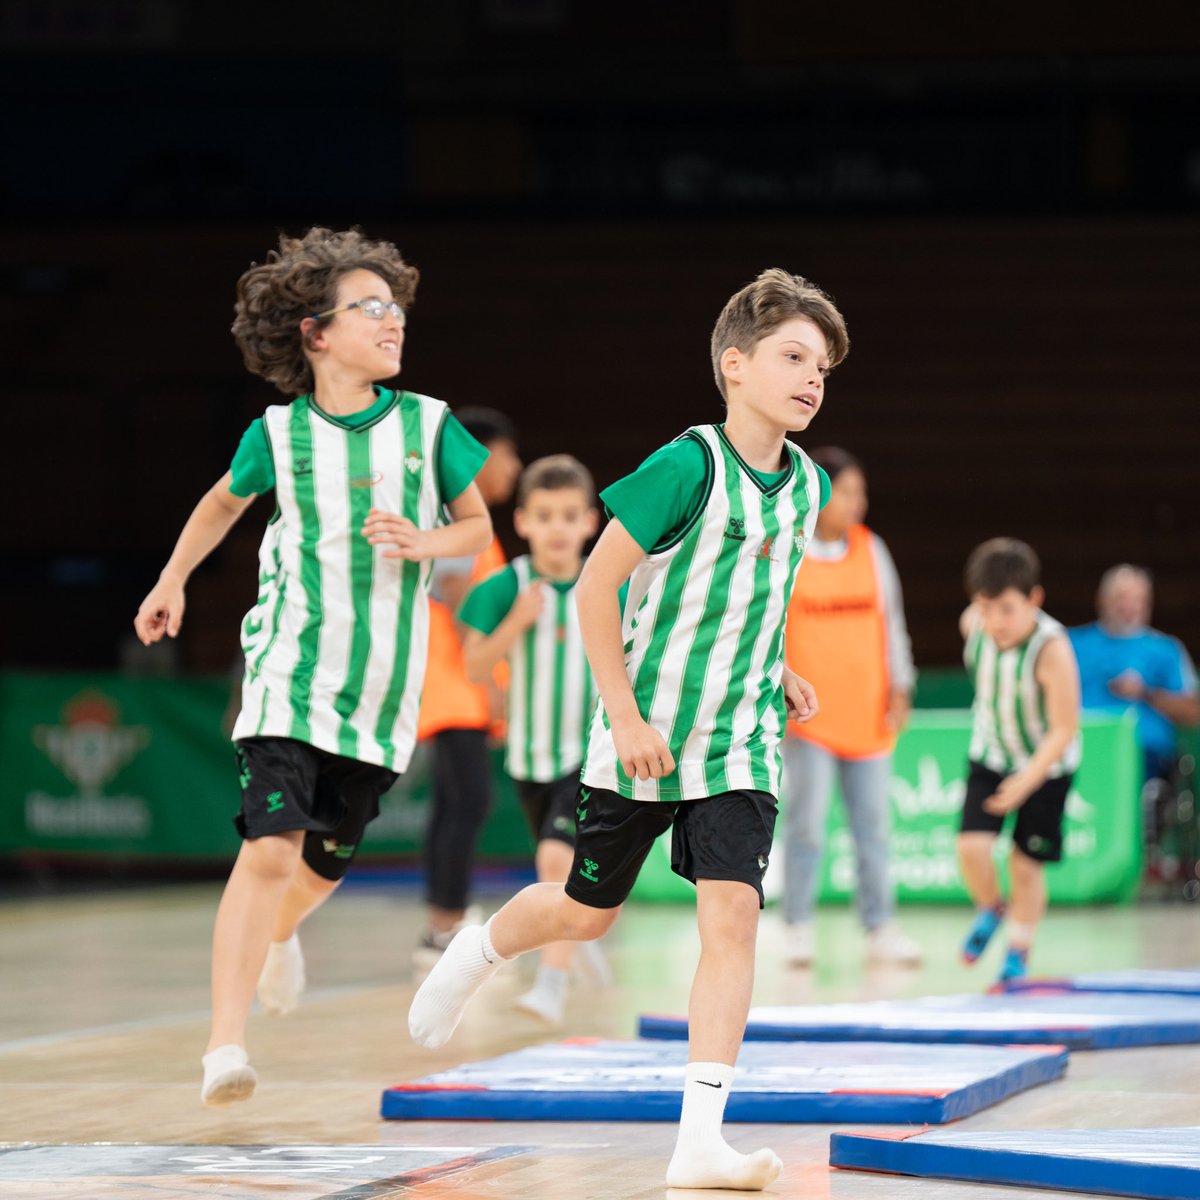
[200,1044,257,1107]
[866,922,923,966]
[783,922,815,967]
[256,933,305,1015]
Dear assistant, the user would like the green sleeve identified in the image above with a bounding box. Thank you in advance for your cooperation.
[229,419,275,498]
[458,565,520,635]
[437,412,490,504]
[817,463,831,509]
[599,438,709,553]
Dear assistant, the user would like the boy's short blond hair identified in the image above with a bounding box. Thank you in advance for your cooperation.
[516,454,596,508]
[710,268,850,398]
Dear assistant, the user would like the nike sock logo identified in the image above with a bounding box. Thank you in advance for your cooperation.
[696,1079,723,1089]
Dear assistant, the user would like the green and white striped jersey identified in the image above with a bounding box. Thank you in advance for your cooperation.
[232,391,449,772]
[582,424,822,802]
[503,556,595,782]
[965,608,1082,777]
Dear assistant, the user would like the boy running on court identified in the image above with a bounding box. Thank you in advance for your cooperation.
[458,454,610,1025]
[956,537,1081,985]
[133,228,493,1106]
[409,268,848,1191]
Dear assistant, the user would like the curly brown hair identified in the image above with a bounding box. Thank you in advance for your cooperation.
[231,227,420,396]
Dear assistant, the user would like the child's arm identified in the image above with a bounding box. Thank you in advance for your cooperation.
[363,482,492,561]
[576,519,675,781]
[134,472,257,644]
[984,634,1081,814]
[462,583,544,684]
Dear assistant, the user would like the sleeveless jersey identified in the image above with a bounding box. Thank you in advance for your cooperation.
[505,556,595,783]
[582,424,821,802]
[232,391,447,772]
[785,524,894,758]
[965,608,1082,777]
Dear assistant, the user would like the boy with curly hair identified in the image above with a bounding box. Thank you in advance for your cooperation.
[134,227,493,1105]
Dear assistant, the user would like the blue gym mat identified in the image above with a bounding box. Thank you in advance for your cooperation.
[638,992,1200,1049]
[830,1127,1200,1200]
[381,1037,1067,1122]
[1001,969,1200,998]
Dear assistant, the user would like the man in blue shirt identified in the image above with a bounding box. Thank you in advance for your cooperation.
[1070,565,1200,782]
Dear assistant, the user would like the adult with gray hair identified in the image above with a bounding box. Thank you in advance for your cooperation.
[1069,565,1200,784]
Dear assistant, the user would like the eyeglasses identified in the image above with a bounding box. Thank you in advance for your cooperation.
[310,297,406,322]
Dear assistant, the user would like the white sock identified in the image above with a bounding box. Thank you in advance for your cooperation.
[408,918,510,1048]
[200,1044,257,1107]
[257,933,305,1015]
[665,1062,783,1190]
[514,965,569,1023]
[1007,921,1035,950]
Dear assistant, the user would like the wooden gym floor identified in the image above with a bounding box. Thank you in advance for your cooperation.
[1,881,1198,1198]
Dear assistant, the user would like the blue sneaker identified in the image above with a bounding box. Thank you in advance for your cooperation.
[961,906,1004,964]
[998,946,1029,983]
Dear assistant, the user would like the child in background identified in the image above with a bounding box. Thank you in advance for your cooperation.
[956,537,1081,984]
[459,454,610,1023]
[414,410,521,966]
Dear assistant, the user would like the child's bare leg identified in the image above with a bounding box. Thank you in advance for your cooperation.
[956,832,1001,907]
[514,841,588,1023]
[1003,846,1046,977]
[256,858,339,1016]
[208,832,303,1052]
[666,879,781,1191]
[409,885,616,1047]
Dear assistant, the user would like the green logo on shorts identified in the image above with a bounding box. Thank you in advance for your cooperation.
[322,839,354,859]
[265,791,285,813]
[579,858,600,883]
[577,788,590,823]
[237,752,252,791]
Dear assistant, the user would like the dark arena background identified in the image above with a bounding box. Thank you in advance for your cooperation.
[1,4,1199,1199]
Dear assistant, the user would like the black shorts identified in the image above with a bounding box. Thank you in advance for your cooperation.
[515,773,581,848]
[959,760,1073,863]
[234,737,398,881]
[563,785,778,910]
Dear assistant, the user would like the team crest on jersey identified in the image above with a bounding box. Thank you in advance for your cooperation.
[794,531,808,554]
[405,451,423,475]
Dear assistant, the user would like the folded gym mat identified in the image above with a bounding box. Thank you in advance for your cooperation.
[639,992,1200,1049]
[830,1127,1200,1199]
[1001,969,1200,997]
[382,1037,1067,1122]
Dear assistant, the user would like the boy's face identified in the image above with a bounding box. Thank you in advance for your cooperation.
[514,487,598,562]
[974,586,1044,650]
[475,437,522,506]
[305,268,405,382]
[721,316,830,432]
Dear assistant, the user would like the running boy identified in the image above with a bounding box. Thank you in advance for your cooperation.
[409,268,848,1191]
[458,454,605,1025]
[134,228,493,1106]
[956,538,1081,985]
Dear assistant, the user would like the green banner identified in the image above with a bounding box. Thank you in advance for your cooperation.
[0,672,531,864]
[629,710,1142,905]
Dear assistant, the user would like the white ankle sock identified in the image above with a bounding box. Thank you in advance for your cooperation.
[665,1062,783,1190]
[408,918,510,1048]
[1007,921,1035,950]
[200,1044,257,1107]
[514,965,569,1024]
[257,933,305,1016]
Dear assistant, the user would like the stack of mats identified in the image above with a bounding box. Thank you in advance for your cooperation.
[1000,969,1200,998]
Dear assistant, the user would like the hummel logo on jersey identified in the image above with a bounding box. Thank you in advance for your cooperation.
[755,536,777,561]
[294,456,312,476]
[696,1079,724,1089]
[265,791,285,813]
[723,517,746,541]
[405,451,423,475]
